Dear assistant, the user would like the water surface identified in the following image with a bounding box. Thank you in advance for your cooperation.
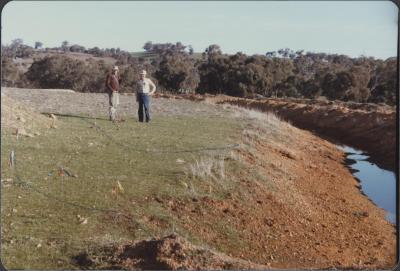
[337,145,396,224]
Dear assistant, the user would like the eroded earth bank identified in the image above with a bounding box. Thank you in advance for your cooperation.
[209,95,396,171]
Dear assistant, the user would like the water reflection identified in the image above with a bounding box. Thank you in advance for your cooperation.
[337,145,397,225]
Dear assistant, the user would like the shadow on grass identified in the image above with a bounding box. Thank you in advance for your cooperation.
[40,112,111,121]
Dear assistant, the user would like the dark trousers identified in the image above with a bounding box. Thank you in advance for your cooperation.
[137,93,150,122]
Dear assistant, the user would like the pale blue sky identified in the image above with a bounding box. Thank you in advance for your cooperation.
[1,1,398,59]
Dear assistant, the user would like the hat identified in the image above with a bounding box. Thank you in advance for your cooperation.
[112,66,119,71]
[140,70,147,75]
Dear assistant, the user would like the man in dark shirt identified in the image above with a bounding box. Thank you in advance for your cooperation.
[105,66,121,121]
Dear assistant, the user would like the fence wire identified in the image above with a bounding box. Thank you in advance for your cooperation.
[2,110,241,251]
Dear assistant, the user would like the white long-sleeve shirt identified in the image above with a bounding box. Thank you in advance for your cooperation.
[138,78,156,94]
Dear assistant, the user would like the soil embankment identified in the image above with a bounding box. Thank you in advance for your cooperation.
[152,119,396,269]
[207,95,396,171]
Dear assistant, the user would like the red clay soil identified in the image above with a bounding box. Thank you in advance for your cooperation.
[157,130,396,269]
[211,95,396,171]
[81,119,396,270]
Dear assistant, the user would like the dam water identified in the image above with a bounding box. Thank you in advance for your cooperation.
[337,145,397,225]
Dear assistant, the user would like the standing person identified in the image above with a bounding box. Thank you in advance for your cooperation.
[136,70,156,122]
[105,66,121,121]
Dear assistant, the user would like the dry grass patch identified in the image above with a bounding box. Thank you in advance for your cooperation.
[186,155,226,181]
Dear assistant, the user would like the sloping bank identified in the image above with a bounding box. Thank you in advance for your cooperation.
[210,96,396,171]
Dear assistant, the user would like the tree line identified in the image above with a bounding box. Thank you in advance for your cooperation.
[1,39,397,105]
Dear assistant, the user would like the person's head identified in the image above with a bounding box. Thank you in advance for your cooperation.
[112,66,119,74]
[140,70,147,79]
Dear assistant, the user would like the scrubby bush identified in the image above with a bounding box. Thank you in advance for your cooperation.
[118,64,141,93]
[26,55,109,92]
[1,58,27,87]
[155,51,199,93]
[197,48,294,97]
[2,39,34,59]
[367,58,396,105]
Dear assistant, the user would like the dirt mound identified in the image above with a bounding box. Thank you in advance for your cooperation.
[1,93,52,135]
[74,234,267,270]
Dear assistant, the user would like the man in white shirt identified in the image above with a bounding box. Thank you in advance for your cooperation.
[136,70,156,122]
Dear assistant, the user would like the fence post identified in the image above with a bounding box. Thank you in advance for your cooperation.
[9,150,15,168]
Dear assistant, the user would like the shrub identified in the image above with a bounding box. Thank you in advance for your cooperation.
[26,55,109,92]
[155,51,199,93]
[1,58,27,87]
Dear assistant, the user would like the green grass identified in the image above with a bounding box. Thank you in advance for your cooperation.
[1,114,245,269]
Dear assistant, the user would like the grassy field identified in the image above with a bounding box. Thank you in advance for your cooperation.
[1,108,262,269]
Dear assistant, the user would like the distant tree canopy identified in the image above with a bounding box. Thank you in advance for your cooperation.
[196,46,396,104]
[69,44,86,53]
[2,39,35,58]
[34,41,43,50]
[368,58,397,104]
[155,50,199,93]
[61,41,69,52]
[1,40,397,105]
[143,41,190,55]
[25,56,110,92]
[1,58,26,87]
[198,48,295,97]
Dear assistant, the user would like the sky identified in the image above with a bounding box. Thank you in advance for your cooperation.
[1,1,398,59]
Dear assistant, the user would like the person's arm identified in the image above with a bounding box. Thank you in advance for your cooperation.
[106,74,114,91]
[135,81,140,102]
[149,79,156,95]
